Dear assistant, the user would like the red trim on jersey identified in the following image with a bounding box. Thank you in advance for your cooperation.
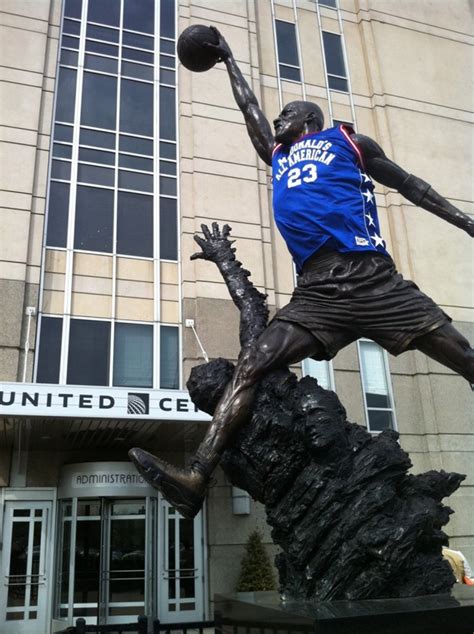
[272,143,283,156]
[339,125,366,170]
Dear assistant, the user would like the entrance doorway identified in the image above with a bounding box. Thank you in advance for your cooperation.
[55,496,204,626]
[0,500,52,634]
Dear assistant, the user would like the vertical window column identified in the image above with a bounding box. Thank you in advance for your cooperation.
[322,31,348,92]
[302,358,335,391]
[358,340,397,432]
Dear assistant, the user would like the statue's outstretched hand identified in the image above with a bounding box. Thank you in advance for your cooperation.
[191,222,235,263]
[203,26,232,62]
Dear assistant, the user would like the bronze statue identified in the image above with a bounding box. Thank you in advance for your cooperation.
[130,28,473,520]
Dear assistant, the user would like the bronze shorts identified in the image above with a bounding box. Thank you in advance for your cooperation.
[273,250,451,360]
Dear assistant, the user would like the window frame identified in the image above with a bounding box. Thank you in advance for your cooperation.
[357,339,398,434]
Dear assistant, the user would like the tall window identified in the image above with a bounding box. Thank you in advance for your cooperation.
[358,340,396,432]
[302,359,334,391]
[37,0,180,389]
[322,31,348,92]
[275,20,301,82]
[47,0,178,259]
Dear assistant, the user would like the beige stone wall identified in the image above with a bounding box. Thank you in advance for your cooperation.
[0,0,60,380]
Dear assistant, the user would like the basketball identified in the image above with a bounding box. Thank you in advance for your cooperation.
[177,24,220,72]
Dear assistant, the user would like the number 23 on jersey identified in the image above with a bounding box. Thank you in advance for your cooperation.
[287,164,318,189]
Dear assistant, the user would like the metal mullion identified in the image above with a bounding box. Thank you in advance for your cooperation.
[335,7,357,128]
[68,498,78,625]
[109,1,123,389]
[174,510,180,606]
[292,0,306,100]
[22,516,35,615]
[270,0,283,110]
[153,4,161,390]
[59,0,88,384]
[382,347,398,431]
[315,3,334,124]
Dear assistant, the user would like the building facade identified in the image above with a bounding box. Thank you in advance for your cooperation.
[0,0,472,631]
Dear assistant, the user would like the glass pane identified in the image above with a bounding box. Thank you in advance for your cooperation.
[160,141,176,159]
[64,0,82,19]
[84,54,118,74]
[276,20,299,66]
[123,0,154,34]
[30,522,42,607]
[303,358,332,390]
[160,326,179,389]
[74,520,101,605]
[160,39,175,54]
[77,501,101,516]
[54,124,73,142]
[74,185,114,252]
[118,170,153,192]
[159,68,175,85]
[366,393,390,408]
[319,0,337,6]
[36,317,63,383]
[328,75,348,92]
[55,67,77,123]
[122,61,154,81]
[109,518,146,603]
[159,197,177,260]
[280,65,301,82]
[120,80,153,136]
[179,518,195,598]
[122,31,154,49]
[81,72,117,129]
[122,47,154,63]
[53,143,72,159]
[87,0,120,26]
[7,521,29,607]
[160,54,174,68]
[160,176,177,196]
[61,34,79,49]
[86,23,119,43]
[60,49,78,66]
[80,128,115,149]
[67,319,111,386]
[117,191,153,257]
[368,409,393,432]
[46,181,69,247]
[113,323,153,387]
[59,520,71,607]
[322,31,346,77]
[63,18,81,35]
[78,163,115,186]
[111,500,146,516]
[359,341,390,396]
[159,160,176,175]
[160,0,175,38]
[119,154,153,171]
[79,148,115,165]
[159,86,176,140]
[51,160,71,180]
[85,39,118,56]
[120,135,153,155]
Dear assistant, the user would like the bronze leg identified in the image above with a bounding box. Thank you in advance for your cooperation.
[412,322,474,383]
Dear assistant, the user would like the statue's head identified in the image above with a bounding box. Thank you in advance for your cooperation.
[273,101,324,145]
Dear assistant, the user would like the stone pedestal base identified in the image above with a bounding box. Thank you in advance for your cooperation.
[214,586,474,634]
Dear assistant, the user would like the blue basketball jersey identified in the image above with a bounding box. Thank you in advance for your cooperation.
[272,125,388,273]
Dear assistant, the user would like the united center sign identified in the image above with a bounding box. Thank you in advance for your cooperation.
[0,382,210,421]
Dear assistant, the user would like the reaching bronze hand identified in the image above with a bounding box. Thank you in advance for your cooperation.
[203,26,233,62]
[191,222,235,264]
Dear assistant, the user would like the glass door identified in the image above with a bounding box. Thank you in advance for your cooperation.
[159,501,204,622]
[0,501,51,634]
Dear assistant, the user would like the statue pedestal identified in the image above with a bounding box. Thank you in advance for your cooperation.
[214,586,474,634]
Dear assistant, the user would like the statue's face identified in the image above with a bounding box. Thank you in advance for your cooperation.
[273,102,309,144]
